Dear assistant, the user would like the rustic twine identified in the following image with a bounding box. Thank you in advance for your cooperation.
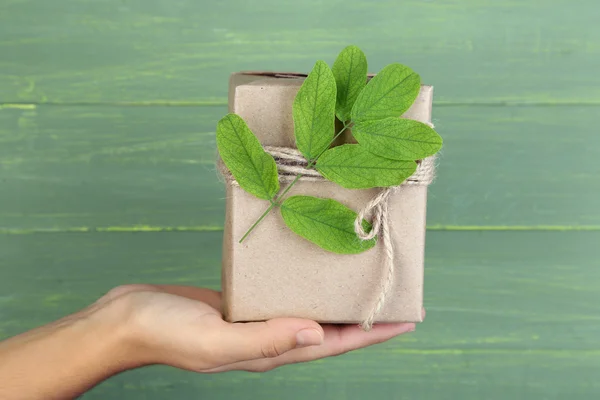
[220,122,437,331]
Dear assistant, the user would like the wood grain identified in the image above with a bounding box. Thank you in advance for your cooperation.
[1,0,599,398]
[1,231,598,399]
[1,104,598,230]
[1,0,599,104]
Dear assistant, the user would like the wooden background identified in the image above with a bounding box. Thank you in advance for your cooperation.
[1,0,599,398]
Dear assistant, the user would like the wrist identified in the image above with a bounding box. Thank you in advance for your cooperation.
[0,298,147,400]
[91,294,156,372]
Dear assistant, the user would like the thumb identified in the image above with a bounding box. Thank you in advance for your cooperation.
[215,318,324,363]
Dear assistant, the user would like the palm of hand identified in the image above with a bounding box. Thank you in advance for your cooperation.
[99,284,418,373]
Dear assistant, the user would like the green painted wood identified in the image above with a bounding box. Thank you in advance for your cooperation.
[0,105,224,230]
[1,104,599,230]
[1,231,599,399]
[2,0,599,398]
[1,0,599,104]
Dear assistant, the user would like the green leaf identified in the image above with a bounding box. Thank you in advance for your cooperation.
[280,196,377,254]
[216,113,279,200]
[315,144,417,189]
[353,117,443,161]
[293,60,337,161]
[351,63,421,122]
[332,45,368,122]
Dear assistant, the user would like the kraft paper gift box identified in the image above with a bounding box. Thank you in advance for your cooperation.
[220,72,435,325]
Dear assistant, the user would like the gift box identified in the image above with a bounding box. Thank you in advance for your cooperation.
[220,71,435,326]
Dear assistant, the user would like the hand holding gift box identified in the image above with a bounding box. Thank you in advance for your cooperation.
[216,46,442,330]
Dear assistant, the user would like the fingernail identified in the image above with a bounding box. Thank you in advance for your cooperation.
[296,329,324,348]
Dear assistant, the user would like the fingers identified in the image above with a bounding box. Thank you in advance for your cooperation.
[312,308,425,358]
[208,318,325,365]
[203,321,416,373]
[322,322,415,356]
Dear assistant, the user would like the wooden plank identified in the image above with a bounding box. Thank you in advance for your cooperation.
[1,230,598,399]
[1,104,599,229]
[0,105,226,229]
[1,0,599,104]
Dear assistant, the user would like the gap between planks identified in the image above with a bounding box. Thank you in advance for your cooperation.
[2,100,600,109]
[1,225,599,235]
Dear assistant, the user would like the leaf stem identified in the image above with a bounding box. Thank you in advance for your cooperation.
[277,122,350,205]
[274,173,303,203]
[238,201,278,243]
[239,121,352,243]
[311,122,353,167]
[276,121,351,204]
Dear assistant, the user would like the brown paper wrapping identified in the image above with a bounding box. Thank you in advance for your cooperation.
[221,72,433,324]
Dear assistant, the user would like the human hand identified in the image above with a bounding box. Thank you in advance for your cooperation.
[99,284,421,373]
[0,283,421,399]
